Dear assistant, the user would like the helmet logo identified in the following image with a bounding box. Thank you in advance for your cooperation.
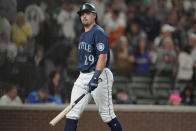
[77,3,97,16]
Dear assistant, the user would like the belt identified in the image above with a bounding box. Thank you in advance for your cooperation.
[81,70,95,73]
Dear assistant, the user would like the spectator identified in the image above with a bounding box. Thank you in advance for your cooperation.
[17,36,36,62]
[171,0,184,14]
[0,0,17,24]
[154,0,169,22]
[42,41,71,78]
[27,87,62,104]
[113,36,134,76]
[165,9,178,26]
[151,24,175,70]
[0,85,22,105]
[126,6,140,24]
[180,86,195,105]
[173,15,187,53]
[114,89,131,104]
[154,24,175,47]
[39,9,59,51]
[126,22,146,51]
[25,1,45,37]
[57,1,77,42]
[188,33,196,68]
[168,93,181,106]
[0,32,17,62]
[28,45,45,95]
[187,21,196,36]
[185,8,196,30]
[11,12,32,49]
[33,45,44,67]
[188,33,196,48]
[183,0,196,12]
[190,34,196,87]
[112,0,127,12]
[133,36,151,73]
[139,6,161,42]
[0,5,11,40]
[103,7,126,46]
[155,37,177,75]
[48,70,66,103]
[149,41,158,71]
[90,0,106,26]
[176,45,194,82]
[192,43,196,68]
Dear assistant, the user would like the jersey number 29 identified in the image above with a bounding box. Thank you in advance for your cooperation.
[84,55,94,65]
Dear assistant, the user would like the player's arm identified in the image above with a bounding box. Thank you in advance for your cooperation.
[88,30,108,93]
[95,53,107,71]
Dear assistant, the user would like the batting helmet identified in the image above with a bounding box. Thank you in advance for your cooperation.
[77,3,97,16]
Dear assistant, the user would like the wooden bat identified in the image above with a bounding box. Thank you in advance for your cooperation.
[49,92,88,126]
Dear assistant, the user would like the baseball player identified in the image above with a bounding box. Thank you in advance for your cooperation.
[64,3,122,131]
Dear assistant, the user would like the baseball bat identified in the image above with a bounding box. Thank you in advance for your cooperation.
[49,92,88,126]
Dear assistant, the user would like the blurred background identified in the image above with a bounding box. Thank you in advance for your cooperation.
[1,0,196,131]
[0,0,196,106]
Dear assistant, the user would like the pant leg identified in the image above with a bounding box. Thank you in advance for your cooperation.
[66,73,92,120]
[92,68,116,123]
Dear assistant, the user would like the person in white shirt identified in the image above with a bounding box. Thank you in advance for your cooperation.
[177,45,194,81]
[0,85,22,105]
[0,5,11,40]
[0,32,17,62]
[90,0,106,26]
[103,8,126,33]
[189,34,196,66]
[57,1,77,41]
[25,2,45,37]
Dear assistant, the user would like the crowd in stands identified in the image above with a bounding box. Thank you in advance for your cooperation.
[0,0,196,105]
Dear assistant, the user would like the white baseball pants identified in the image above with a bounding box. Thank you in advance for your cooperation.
[66,68,116,123]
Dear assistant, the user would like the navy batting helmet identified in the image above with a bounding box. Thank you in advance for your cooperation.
[77,3,97,16]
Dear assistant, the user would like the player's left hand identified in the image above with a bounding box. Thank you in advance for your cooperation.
[88,70,102,93]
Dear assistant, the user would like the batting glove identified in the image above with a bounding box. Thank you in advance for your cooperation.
[88,70,102,93]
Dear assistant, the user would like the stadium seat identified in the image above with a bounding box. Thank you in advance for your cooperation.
[130,73,154,104]
[174,79,192,93]
[113,75,131,98]
[152,73,174,105]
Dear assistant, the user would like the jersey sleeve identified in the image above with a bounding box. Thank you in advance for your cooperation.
[94,30,109,55]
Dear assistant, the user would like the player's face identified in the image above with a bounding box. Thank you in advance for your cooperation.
[80,12,96,27]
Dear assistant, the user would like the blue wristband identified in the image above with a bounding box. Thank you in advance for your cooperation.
[87,70,102,93]
[93,70,102,79]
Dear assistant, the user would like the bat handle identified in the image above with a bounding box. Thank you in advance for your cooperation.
[74,93,86,104]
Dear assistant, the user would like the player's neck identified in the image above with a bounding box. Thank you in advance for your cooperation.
[84,22,96,32]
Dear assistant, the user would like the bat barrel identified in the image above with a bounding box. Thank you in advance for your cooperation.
[49,92,87,126]
[49,110,67,126]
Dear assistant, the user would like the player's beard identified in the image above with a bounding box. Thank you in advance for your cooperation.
[82,18,94,28]
[82,21,91,27]
[83,23,90,27]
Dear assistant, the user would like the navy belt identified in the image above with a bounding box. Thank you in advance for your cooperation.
[81,70,94,73]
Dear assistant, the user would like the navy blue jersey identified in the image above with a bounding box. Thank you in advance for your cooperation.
[78,24,110,71]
